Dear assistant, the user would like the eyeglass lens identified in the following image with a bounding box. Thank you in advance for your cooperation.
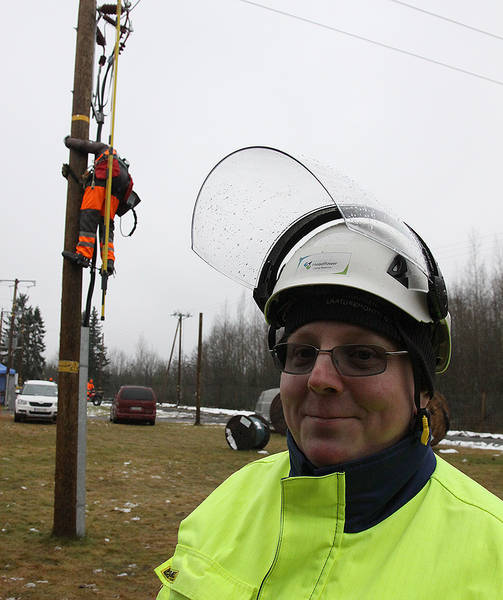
[273,343,390,376]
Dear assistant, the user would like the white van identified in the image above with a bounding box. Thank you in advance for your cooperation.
[15,380,58,423]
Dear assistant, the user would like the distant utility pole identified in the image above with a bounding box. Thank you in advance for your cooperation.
[53,0,96,539]
[0,309,6,354]
[172,312,191,407]
[195,312,203,425]
[0,279,36,408]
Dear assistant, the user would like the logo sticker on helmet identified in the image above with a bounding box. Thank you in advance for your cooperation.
[296,252,351,275]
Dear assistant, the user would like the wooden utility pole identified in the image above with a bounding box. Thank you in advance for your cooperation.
[53,0,96,538]
[5,279,19,408]
[172,312,191,407]
[195,313,203,425]
[177,314,182,405]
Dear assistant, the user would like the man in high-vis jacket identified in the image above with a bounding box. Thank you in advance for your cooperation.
[155,148,503,599]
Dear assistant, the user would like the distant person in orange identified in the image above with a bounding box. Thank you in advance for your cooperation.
[62,136,140,274]
[87,378,95,400]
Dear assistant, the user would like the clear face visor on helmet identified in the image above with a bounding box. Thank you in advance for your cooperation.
[192,146,430,293]
[192,146,450,374]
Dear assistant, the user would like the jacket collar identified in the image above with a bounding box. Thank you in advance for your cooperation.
[287,429,436,533]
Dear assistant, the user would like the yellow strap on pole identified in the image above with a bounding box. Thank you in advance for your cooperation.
[101,1,123,320]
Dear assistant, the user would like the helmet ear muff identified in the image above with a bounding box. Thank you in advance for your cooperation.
[427,274,449,322]
[405,224,448,322]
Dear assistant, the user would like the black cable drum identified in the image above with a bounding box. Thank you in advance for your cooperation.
[225,414,270,450]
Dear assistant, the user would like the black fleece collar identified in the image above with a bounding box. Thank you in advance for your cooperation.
[287,429,436,533]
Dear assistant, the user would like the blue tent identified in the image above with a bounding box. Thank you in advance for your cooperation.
[0,363,16,375]
[0,363,16,404]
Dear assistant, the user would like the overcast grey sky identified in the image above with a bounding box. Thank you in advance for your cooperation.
[1,0,502,364]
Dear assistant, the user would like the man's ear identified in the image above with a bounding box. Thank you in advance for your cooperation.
[419,391,431,410]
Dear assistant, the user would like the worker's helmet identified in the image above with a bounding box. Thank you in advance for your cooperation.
[89,379,93,383]
[192,147,451,377]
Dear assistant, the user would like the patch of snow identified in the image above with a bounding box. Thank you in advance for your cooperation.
[158,403,255,417]
[448,430,503,439]
[29,527,40,533]
[257,450,269,455]
[438,439,503,451]
[438,449,458,454]
[114,507,131,513]
[117,573,128,577]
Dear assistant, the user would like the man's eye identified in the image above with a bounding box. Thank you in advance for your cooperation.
[290,345,315,362]
[345,346,381,368]
[354,349,373,360]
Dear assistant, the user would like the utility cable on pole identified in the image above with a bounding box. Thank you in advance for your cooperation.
[101,0,122,321]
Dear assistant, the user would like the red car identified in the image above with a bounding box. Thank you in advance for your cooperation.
[110,385,156,425]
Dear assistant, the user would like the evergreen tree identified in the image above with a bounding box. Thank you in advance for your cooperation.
[12,294,46,382]
[88,307,110,389]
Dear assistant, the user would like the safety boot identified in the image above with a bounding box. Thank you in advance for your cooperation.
[62,250,90,268]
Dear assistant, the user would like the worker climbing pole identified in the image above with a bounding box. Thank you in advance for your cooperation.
[55,0,141,538]
[62,0,141,323]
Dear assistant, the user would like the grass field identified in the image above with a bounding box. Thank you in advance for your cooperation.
[1,410,502,599]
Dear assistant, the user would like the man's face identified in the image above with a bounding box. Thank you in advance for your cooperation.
[280,320,416,466]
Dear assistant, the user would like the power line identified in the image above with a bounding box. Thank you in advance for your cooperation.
[388,1,503,42]
[239,0,503,87]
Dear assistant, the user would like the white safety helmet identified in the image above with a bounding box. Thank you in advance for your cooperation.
[264,222,451,375]
[191,146,451,377]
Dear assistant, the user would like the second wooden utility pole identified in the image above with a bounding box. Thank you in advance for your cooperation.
[195,312,203,426]
[172,312,191,407]
[53,0,96,539]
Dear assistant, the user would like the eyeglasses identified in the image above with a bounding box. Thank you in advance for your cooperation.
[271,343,408,376]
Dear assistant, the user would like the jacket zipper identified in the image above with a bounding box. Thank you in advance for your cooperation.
[256,482,286,599]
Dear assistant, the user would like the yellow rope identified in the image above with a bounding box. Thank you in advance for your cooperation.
[101,1,122,319]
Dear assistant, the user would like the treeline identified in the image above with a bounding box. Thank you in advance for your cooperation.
[436,252,503,431]
[102,299,280,411]
[102,260,503,432]
[0,294,46,382]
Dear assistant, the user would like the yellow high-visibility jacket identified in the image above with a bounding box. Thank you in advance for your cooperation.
[155,449,503,599]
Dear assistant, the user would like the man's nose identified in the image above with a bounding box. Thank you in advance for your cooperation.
[307,350,345,394]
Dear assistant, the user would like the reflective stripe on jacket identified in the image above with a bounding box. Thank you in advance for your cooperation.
[155,451,503,599]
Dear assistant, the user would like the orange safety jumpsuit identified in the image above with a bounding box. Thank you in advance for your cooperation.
[76,149,133,272]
